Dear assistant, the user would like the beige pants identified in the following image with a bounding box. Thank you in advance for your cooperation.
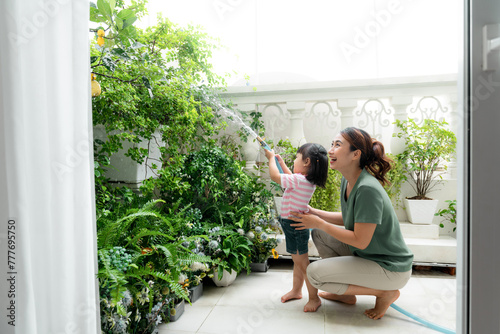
[307,229,411,295]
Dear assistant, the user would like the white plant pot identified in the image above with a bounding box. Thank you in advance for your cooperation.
[404,198,439,224]
[274,196,283,214]
[212,268,237,287]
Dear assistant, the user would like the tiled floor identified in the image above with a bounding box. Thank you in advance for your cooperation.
[159,260,457,334]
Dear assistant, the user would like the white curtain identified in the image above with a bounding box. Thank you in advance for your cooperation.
[0,1,99,333]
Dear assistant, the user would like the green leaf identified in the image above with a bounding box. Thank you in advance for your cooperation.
[142,76,152,89]
[90,8,107,23]
[108,0,116,13]
[111,48,130,60]
[115,16,123,30]
[122,16,137,30]
[90,56,99,64]
[97,0,111,18]
[102,55,116,72]
[131,41,145,49]
[117,9,134,20]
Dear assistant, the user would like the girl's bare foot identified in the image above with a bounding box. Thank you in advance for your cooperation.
[281,290,302,303]
[364,290,400,320]
[319,291,357,305]
[304,297,322,312]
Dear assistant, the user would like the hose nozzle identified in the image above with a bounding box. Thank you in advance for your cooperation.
[256,136,283,174]
[256,136,271,151]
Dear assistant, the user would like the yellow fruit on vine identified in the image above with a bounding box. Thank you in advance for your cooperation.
[91,80,101,97]
[97,36,105,46]
[97,29,105,37]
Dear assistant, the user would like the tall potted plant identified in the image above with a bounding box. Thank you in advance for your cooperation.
[393,118,457,224]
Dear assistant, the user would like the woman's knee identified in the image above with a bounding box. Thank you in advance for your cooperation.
[310,228,323,243]
[306,261,322,287]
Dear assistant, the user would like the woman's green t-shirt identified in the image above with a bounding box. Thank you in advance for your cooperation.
[340,169,413,272]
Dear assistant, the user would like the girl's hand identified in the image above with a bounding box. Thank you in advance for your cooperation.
[288,212,323,230]
[264,148,275,160]
[275,154,284,164]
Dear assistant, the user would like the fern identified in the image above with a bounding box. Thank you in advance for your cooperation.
[126,229,174,248]
[97,249,128,307]
[98,211,162,248]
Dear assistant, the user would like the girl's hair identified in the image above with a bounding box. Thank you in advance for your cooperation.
[297,143,329,188]
[340,127,392,186]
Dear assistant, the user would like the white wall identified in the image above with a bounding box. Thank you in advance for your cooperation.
[139,0,460,86]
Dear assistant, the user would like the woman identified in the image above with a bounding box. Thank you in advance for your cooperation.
[289,127,413,319]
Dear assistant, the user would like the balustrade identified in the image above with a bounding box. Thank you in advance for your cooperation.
[221,74,458,176]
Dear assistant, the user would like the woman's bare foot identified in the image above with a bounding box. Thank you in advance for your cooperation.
[319,291,357,305]
[304,297,322,312]
[364,290,400,320]
[281,290,302,303]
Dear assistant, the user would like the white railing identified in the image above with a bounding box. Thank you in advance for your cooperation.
[221,74,458,157]
[221,74,459,235]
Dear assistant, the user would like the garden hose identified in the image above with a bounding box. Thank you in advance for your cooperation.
[256,136,284,174]
[390,303,455,334]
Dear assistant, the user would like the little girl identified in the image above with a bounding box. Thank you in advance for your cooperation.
[264,143,328,312]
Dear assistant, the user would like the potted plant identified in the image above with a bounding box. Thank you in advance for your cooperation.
[393,118,457,224]
[247,224,279,272]
[184,261,210,303]
[435,199,457,232]
[203,229,253,286]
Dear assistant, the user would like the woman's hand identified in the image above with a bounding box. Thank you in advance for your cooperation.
[288,211,324,230]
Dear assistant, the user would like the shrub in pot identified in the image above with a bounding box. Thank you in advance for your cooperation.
[393,118,457,224]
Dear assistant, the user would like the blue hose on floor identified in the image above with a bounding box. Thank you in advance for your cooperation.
[390,304,455,334]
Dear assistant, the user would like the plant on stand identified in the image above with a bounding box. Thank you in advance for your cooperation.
[393,118,457,224]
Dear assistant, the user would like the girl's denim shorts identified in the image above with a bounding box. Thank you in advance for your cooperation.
[279,217,310,255]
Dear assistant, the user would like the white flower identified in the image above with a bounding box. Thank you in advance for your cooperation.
[136,288,149,305]
[190,262,208,272]
[121,290,132,307]
[237,228,245,236]
[178,273,187,284]
[246,231,255,239]
[255,226,262,233]
[208,240,219,249]
[261,233,268,241]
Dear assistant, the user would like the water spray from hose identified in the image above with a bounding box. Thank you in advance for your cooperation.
[216,106,283,173]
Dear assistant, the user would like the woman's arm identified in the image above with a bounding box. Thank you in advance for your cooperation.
[308,206,344,226]
[289,212,376,250]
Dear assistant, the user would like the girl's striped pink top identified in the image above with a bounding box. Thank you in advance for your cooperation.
[280,173,316,218]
